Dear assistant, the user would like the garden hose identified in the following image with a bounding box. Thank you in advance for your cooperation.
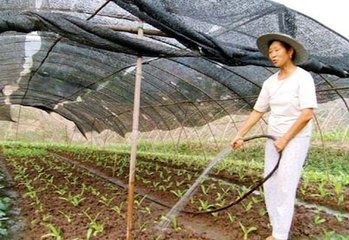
[186,134,282,214]
[154,134,282,215]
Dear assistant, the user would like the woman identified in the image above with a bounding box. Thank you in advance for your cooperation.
[231,33,317,240]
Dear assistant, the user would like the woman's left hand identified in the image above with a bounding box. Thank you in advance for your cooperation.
[274,137,289,152]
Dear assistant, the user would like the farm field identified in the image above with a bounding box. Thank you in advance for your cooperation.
[0,141,349,239]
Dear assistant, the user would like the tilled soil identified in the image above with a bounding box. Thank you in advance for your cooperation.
[3,150,349,240]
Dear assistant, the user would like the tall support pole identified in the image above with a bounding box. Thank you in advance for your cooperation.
[15,105,22,141]
[126,19,144,240]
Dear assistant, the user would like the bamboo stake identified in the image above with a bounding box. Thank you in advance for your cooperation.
[15,105,22,141]
[126,19,144,240]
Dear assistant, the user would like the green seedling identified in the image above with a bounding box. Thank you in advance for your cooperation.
[84,212,104,240]
[198,199,215,211]
[99,195,115,207]
[134,195,147,208]
[59,192,85,207]
[59,211,73,223]
[227,213,236,223]
[239,222,257,240]
[314,215,326,225]
[170,189,186,198]
[41,224,63,240]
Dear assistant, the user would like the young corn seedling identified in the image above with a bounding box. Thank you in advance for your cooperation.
[198,199,215,211]
[41,213,52,222]
[314,215,326,225]
[33,172,45,182]
[216,198,226,209]
[59,211,73,223]
[175,180,186,187]
[111,201,125,215]
[171,216,181,231]
[242,200,253,212]
[59,191,85,207]
[55,187,68,196]
[258,186,265,198]
[322,230,336,240]
[251,196,262,204]
[84,212,104,240]
[159,171,164,179]
[227,213,236,223]
[158,185,166,191]
[163,175,172,183]
[239,222,257,240]
[164,182,173,190]
[211,212,219,218]
[14,166,28,181]
[138,220,150,232]
[221,186,232,195]
[140,206,152,214]
[88,186,100,197]
[19,179,34,192]
[46,175,55,185]
[186,173,193,181]
[160,215,181,231]
[141,178,151,184]
[335,214,344,222]
[333,181,344,204]
[200,183,216,195]
[299,178,309,196]
[236,189,246,200]
[41,224,63,240]
[23,189,38,200]
[176,169,185,176]
[134,195,147,208]
[317,181,330,197]
[170,189,186,198]
[116,167,124,177]
[259,207,267,217]
[99,195,115,207]
[215,192,225,202]
[145,169,154,176]
[152,182,160,188]
[238,171,246,181]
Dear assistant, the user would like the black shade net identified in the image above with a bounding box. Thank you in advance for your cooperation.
[0,0,348,137]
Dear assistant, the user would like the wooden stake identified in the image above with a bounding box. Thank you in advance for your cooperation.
[126,19,144,240]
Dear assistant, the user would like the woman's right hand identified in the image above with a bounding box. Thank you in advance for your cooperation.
[230,135,244,150]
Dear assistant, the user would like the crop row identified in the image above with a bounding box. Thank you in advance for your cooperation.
[52,144,349,213]
[2,143,349,239]
[50,146,349,238]
[3,147,175,239]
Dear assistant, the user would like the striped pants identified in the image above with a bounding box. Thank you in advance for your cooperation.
[263,136,310,240]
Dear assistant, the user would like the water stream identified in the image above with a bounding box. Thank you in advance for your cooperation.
[157,146,232,231]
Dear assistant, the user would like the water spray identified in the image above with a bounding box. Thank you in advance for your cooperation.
[157,135,281,232]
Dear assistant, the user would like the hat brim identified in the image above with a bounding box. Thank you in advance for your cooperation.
[256,33,309,65]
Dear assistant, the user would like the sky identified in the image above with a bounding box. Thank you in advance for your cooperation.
[273,0,349,39]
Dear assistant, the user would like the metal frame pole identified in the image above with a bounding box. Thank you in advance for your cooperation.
[126,19,144,240]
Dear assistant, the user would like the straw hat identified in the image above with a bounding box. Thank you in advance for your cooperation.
[256,33,309,65]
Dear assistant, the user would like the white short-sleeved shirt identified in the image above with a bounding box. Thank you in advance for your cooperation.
[254,67,318,137]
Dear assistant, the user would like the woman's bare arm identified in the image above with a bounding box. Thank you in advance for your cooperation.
[231,110,265,149]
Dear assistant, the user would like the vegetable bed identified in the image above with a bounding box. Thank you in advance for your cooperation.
[1,142,349,239]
